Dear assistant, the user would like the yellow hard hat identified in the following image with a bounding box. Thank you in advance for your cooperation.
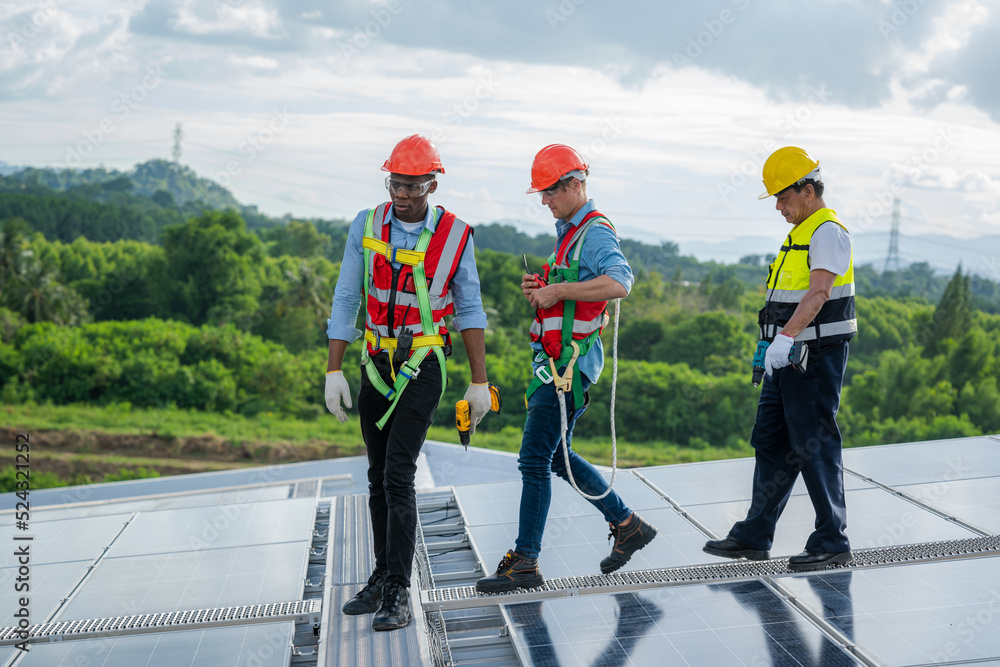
[758,146,820,199]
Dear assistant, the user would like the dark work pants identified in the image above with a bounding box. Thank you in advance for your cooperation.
[729,340,850,554]
[357,351,442,588]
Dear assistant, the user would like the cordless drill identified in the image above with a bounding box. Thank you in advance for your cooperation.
[455,384,503,450]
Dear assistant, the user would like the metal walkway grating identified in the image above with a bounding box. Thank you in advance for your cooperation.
[421,535,1000,611]
[0,600,322,647]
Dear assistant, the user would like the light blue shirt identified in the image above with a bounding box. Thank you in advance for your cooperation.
[326,202,488,342]
[530,199,633,385]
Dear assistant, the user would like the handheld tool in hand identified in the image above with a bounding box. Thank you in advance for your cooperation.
[751,340,769,387]
[455,384,502,450]
[790,340,808,373]
[523,255,546,287]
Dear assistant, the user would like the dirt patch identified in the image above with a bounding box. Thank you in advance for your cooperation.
[0,427,366,482]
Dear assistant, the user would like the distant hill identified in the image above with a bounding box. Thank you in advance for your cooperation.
[0,161,19,176]
[679,232,1000,276]
[10,159,243,210]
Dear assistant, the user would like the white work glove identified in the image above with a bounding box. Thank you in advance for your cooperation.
[325,371,352,423]
[764,333,794,377]
[464,383,491,435]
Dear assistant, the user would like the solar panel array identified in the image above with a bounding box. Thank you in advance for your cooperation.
[0,435,995,665]
[454,435,1000,666]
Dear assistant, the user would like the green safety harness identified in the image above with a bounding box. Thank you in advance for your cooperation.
[360,207,447,430]
[525,215,613,411]
[525,214,621,502]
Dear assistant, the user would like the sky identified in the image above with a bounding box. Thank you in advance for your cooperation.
[2,0,1000,272]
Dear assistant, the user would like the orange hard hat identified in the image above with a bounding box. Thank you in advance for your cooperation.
[381,134,445,175]
[526,144,589,193]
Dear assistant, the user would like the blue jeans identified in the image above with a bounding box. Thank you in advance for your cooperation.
[729,340,850,554]
[515,374,631,559]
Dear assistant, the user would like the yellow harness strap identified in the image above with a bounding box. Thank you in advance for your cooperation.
[361,237,425,267]
[364,330,445,358]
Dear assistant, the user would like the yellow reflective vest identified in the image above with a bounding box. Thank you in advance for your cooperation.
[758,208,857,345]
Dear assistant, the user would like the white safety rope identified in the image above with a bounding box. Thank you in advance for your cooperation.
[559,298,619,500]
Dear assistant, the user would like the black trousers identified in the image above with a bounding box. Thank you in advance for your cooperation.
[357,351,442,587]
[729,340,850,554]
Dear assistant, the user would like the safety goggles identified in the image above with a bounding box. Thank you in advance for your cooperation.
[537,182,565,199]
[385,177,434,197]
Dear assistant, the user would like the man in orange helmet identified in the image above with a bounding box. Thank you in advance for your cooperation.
[325,134,492,630]
[704,146,856,571]
[477,144,657,594]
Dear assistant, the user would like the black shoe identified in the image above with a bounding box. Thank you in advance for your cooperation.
[703,536,770,561]
[341,569,386,615]
[476,550,544,593]
[787,549,852,571]
[601,514,658,574]
[372,580,411,631]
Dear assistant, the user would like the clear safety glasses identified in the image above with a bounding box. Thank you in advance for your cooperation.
[537,181,566,200]
[385,177,434,197]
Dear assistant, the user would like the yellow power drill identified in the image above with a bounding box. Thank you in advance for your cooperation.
[456,384,502,449]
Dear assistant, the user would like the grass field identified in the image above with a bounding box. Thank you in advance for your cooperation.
[0,402,755,489]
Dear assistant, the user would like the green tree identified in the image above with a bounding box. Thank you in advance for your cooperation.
[162,210,265,325]
[921,267,971,356]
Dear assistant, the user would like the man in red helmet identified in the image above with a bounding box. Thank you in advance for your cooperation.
[477,144,657,594]
[325,134,492,630]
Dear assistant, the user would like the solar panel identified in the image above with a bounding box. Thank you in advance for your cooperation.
[843,436,1000,486]
[903,477,1000,533]
[454,473,666,529]
[0,486,293,526]
[59,542,309,620]
[504,584,858,666]
[638,457,875,506]
[682,487,979,557]
[105,497,317,558]
[0,514,131,568]
[0,561,91,627]
[468,508,712,579]
[11,621,293,667]
[781,557,1000,665]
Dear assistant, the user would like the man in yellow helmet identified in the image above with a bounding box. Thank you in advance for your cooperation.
[704,146,856,571]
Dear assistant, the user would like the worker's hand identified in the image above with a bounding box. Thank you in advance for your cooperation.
[463,383,491,435]
[527,284,563,309]
[764,333,794,377]
[325,371,352,423]
[521,273,543,299]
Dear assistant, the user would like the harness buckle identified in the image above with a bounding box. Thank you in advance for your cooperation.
[534,364,553,385]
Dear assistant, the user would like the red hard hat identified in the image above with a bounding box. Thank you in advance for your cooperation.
[381,134,445,175]
[526,144,589,193]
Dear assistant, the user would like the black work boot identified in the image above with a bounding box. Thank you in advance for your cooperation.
[342,569,387,615]
[600,513,658,574]
[372,579,412,631]
[476,550,544,593]
[703,536,770,561]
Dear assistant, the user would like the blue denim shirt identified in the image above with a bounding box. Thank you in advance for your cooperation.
[530,199,633,385]
[326,202,488,342]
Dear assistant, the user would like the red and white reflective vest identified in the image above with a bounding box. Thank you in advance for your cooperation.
[530,211,615,360]
[364,202,472,355]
